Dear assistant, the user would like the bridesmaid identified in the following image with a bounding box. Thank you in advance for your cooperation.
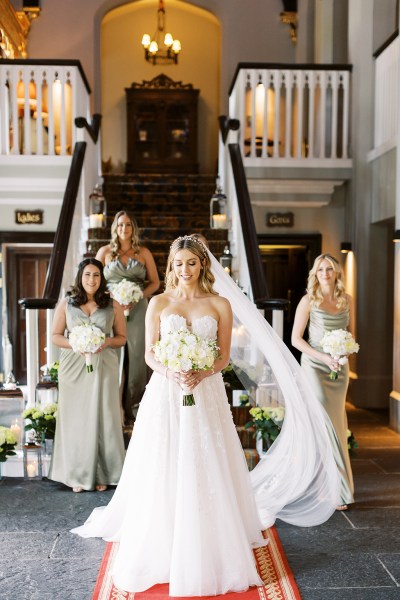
[292,253,355,510]
[49,258,126,492]
[96,211,160,424]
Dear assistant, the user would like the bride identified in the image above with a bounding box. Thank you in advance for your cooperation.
[72,235,340,596]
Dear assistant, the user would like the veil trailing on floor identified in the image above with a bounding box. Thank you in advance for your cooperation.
[209,250,340,528]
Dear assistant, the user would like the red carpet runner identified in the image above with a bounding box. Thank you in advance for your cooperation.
[92,527,301,600]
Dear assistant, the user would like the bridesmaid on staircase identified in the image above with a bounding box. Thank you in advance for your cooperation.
[292,253,355,510]
[96,211,160,424]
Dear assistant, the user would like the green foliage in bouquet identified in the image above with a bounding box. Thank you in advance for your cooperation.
[22,403,57,441]
[245,406,285,448]
[0,426,18,462]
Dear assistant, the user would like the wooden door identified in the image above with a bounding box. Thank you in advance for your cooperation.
[6,246,52,384]
[258,234,322,361]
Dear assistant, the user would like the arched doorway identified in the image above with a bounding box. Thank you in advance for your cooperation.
[98,0,221,174]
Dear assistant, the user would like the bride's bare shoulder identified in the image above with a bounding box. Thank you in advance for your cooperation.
[209,294,232,314]
[148,292,174,312]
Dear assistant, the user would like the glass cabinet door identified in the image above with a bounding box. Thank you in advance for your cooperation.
[134,103,159,159]
[166,104,190,160]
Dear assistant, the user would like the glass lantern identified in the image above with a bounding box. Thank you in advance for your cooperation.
[219,245,233,276]
[89,183,107,229]
[210,178,228,229]
[23,443,43,480]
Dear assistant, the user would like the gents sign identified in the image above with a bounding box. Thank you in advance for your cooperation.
[266,212,294,227]
[15,210,44,225]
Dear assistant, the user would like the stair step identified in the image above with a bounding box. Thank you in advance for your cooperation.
[88,226,228,242]
[105,200,210,215]
[86,239,228,256]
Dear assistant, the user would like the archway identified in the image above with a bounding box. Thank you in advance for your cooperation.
[98,0,220,173]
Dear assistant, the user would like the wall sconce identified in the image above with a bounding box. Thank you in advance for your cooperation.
[210,178,228,229]
[219,245,233,276]
[340,242,352,254]
[393,230,400,242]
[23,443,43,479]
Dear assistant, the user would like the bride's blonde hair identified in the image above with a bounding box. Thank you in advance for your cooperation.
[307,254,348,309]
[165,236,216,294]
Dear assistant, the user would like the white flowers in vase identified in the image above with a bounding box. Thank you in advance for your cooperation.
[110,279,143,317]
[320,329,360,380]
[69,323,106,373]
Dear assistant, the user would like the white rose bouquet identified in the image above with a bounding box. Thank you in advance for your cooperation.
[152,328,219,406]
[320,328,360,380]
[0,426,18,463]
[69,323,106,373]
[110,279,143,317]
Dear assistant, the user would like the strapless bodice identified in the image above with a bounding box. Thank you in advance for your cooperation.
[160,314,218,341]
[308,307,350,350]
[104,258,146,288]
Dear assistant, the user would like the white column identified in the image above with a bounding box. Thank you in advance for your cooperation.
[26,309,39,407]
[314,0,334,63]
[272,310,284,340]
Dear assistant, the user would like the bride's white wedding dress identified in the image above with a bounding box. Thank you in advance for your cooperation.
[72,314,266,596]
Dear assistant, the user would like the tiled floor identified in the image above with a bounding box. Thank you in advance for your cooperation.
[1,403,399,600]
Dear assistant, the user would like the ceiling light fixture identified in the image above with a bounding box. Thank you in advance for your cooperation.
[141,0,181,65]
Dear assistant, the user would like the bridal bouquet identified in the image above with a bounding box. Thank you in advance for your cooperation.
[110,279,143,317]
[152,328,219,406]
[69,323,105,373]
[320,328,360,380]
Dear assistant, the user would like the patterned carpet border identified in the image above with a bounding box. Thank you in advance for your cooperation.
[92,528,301,600]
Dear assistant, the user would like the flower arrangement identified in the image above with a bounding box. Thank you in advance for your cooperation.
[347,428,358,450]
[320,329,360,380]
[110,279,143,317]
[22,403,57,442]
[0,426,18,462]
[152,328,219,406]
[245,406,285,449]
[40,360,60,384]
[69,323,105,372]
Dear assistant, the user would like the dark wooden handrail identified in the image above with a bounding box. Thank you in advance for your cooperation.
[227,143,288,312]
[19,141,87,311]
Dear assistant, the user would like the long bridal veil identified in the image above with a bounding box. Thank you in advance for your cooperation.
[209,250,340,528]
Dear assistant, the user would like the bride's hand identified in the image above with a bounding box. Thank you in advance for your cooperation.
[179,370,200,390]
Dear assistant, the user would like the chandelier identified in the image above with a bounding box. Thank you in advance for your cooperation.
[141,0,181,65]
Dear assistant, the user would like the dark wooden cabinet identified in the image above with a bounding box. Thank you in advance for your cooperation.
[125,73,199,173]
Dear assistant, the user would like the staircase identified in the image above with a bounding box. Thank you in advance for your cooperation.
[86,173,229,277]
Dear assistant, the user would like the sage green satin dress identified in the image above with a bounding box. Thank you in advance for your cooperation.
[301,307,354,505]
[49,301,125,490]
[104,258,148,420]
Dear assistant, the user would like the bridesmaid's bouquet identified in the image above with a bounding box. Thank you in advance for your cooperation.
[110,279,143,317]
[69,323,106,373]
[320,329,360,380]
[152,328,219,406]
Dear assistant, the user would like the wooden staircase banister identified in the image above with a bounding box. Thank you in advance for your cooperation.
[228,143,270,306]
[19,141,87,310]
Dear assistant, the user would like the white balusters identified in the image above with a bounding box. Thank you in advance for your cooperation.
[229,65,351,165]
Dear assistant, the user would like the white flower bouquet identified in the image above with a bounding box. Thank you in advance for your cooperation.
[152,328,219,406]
[320,328,360,380]
[69,323,106,373]
[0,426,18,463]
[110,279,143,317]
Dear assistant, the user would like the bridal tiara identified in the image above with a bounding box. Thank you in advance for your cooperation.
[170,235,208,258]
